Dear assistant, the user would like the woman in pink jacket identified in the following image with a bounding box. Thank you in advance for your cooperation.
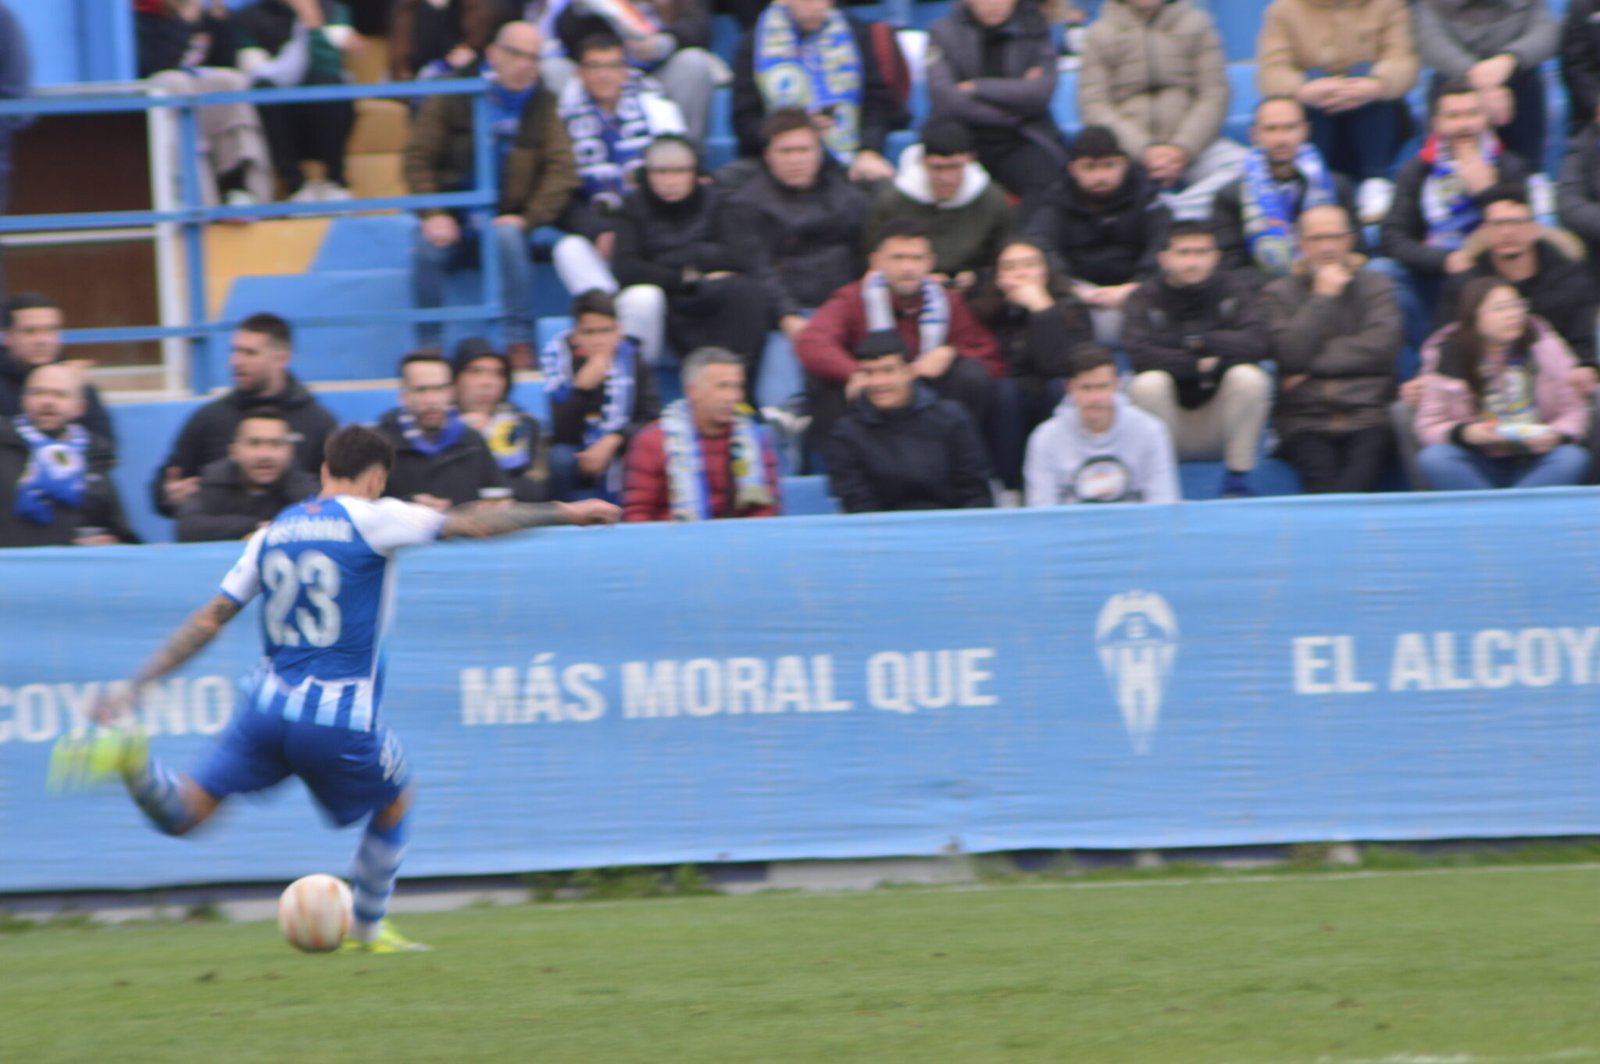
[1415,277,1591,490]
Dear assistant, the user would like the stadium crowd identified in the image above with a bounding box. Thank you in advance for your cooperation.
[4,0,1600,546]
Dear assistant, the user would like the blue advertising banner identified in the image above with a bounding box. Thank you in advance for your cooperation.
[3,491,1599,892]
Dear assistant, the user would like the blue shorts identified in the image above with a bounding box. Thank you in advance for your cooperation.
[190,706,412,827]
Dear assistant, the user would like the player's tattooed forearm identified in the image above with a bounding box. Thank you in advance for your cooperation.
[444,503,570,539]
[136,595,242,685]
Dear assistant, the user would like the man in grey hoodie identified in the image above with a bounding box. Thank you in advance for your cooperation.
[1023,344,1180,504]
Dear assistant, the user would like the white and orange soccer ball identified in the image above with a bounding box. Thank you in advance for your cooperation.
[277,874,353,952]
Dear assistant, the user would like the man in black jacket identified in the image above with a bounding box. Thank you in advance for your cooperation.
[375,352,507,508]
[1124,220,1272,497]
[150,311,337,519]
[826,330,993,513]
[1020,125,1171,346]
[1561,0,1600,135]
[611,135,771,369]
[175,408,320,542]
[0,293,116,449]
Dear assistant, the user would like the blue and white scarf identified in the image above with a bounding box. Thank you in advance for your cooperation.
[1240,142,1335,277]
[541,332,638,448]
[661,399,771,521]
[560,74,659,209]
[862,271,949,356]
[753,3,862,162]
[12,417,89,525]
[1421,132,1501,251]
[397,408,465,456]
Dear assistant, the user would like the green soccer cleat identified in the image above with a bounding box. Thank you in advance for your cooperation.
[340,919,431,954]
[47,727,148,794]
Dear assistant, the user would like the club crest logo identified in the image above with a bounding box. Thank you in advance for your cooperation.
[1095,591,1179,754]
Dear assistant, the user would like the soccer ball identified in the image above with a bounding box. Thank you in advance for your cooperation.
[277,874,353,952]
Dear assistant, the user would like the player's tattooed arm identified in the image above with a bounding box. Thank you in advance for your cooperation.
[441,499,621,539]
[134,594,244,687]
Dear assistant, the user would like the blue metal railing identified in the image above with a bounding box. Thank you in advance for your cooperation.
[0,78,503,393]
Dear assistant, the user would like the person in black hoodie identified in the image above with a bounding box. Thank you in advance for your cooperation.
[375,352,507,507]
[826,330,993,513]
[1124,219,1272,497]
[721,109,872,348]
[175,407,320,542]
[611,135,771,370]
[0,293,116,449]
[1020,125,1171,347]
[150,312,337,518]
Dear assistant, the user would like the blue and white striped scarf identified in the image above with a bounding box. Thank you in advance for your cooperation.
[560,73,659,208]
[541,331,638,448]
[12,416,89,525]
[862,271,949,356]
[661,399,771,521]
[1240,142,1335,277]
[752,4,862,162]
[1422,133,1501,251]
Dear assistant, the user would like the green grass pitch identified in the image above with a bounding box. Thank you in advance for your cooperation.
[2,866,1597,1063]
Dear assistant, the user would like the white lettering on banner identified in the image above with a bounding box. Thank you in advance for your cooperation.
[0,678,234,743]
[458,648,1000,724]
[1291,627,1600,695]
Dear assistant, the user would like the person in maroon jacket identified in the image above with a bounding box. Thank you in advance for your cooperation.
[795,218,1004,459]
[622,347,783,521]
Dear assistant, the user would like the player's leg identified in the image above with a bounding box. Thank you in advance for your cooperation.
[347,787,423,950]
[50,727,226,835]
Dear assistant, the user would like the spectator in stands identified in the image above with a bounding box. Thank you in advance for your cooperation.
[405,20,579,367]
[452,335,547,501]
[721,109,871,348]
[0,364,134,548]
[1417,0,1557,171]
[924,0,1062,200]
[1211,96,1357,285]
[611,135,771,371]
[1020,125,1171,346]
[549,31,685,365]
[0,0,29,294]
[1557,106,1600,280]
[1256,0,1418,183]
[1024,343,1179,505]
[1377,79,1530,363]
[136,0,275,208]
[233,0,359,202]
[863,120,1014,291]
[1078,0,1246,221]
[542,290,660,501]
[389,0,506,82]
[1414,277,1591,490]
[966,238,1093,498]
[1438,184,1598,379]
[0,294,115,448]
[175,407,320,541]
[1261,204,1401,494]
[622,346,781,521]
[1562,0,1600,135]
[826,329,993,513]
[1124,219,1272,497]
[731,0,898,182]
[551,0,719,147]
[151,311,336,518]
[797,219,1002,460]
[376,351,508,507]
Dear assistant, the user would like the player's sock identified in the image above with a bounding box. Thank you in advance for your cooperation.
[123,748,192,836]
[349,811,409,944]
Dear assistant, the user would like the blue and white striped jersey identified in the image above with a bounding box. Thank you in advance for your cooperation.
[219,495,446,731]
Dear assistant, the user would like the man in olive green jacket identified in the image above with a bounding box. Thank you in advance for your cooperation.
[406,20,579,364]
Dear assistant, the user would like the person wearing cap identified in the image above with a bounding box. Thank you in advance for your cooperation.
[374,351,509,509]
[826,329,994,513]
[452,335,548,502]
[864,120,1015,291]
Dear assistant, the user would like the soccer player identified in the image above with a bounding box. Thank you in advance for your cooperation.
[52,425,619,952]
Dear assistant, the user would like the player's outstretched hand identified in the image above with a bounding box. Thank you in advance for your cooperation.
[557,499,622,526]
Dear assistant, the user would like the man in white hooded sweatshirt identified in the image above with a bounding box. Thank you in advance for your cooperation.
[1024,344,1180,504]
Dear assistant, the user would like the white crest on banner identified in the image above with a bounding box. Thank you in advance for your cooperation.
[1094,591,1179,754]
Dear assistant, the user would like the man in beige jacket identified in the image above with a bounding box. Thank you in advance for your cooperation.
[1256,0,1419,183]
[1078,0,1247,220]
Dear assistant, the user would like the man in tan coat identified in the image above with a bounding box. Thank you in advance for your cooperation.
[405,21,579,366]
[1078,0,1246,220]
[1256,0,1419,183]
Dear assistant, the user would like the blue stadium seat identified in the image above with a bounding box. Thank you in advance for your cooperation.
[711,14,741,64]
[1223,62,1261,146]
[755,331,804,410]
[1051,70,1079,135]
[108,397,205,544]
[1178,458,1302,500]
[1207,0,1272,63]
[218,269,415,385]
[780,475,840,515]
[312,215,414,272]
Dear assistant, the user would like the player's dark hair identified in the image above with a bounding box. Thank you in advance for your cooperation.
[575,31,625,61]
[238,311,292,348]
[761,106,818,148]
[873,216,932,251]
[571,288,618,320]
[1067,343,1117,379]
[3,291,58,327]
[1164,218,1216,249]
[399,350,452,381]
[324,424,394,479]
